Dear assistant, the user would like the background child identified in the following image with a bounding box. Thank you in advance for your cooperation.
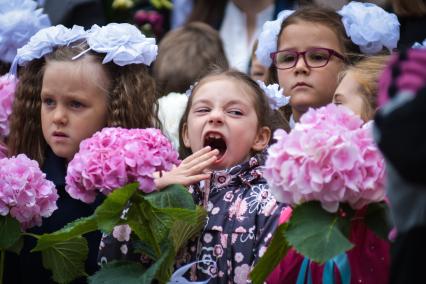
[6,23,159,283]
[153,21,228,97]
[249,40,269,82]
[333,55,390,121]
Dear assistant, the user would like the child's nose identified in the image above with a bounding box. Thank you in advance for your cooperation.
[208,109,224,124]
[294,55,309,73]
[52,106,68,125]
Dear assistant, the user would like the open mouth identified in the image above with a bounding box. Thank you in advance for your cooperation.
[203,132,227,160]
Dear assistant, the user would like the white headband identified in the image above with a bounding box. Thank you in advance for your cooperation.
[10,23,158,75]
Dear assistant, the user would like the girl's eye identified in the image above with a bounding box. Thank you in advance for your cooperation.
[42,98,55,106]
[229,110,243,116]
[195,108,209,113]
[70,101,84,108]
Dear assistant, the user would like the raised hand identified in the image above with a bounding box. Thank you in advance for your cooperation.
[154,146,219,190]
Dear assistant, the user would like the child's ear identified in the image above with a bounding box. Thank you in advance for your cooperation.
[182,122,191,148]
[252,126,271,152]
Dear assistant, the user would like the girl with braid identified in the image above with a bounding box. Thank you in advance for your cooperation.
[5,23,159,283]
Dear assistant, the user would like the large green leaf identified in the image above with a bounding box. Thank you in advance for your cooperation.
[32,216,97,251]
[364,202,392,240]
[95,183,138,232]
[144,184,195,209]
[40,237,88,284]
[127,199,161,257]
[286,202,353,263]
[170,206,207,253]
[250,223,290,284]
[0,215,21,250]
[89,261,146,284]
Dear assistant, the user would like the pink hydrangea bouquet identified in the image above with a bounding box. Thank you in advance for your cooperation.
[28,127,206,283]
[251,104,389,283]
[0,154,58,284]
[0,74,17,138]
[66,127,180,203]
[0,154,58,230]
[265,103,385,213]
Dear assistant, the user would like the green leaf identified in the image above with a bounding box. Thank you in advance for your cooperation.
[40,237,88,284]
[6,236,23,254]
[144,184,195,210]
[286,202,353,264]
[364,202,392,240]
[250,223,290,284]
[127,199,161,257]
[89,261,146,284]
[142,241,175,284]
[170,206,207,253]
[32,215,97,251]
[0,215,21,250]
[95,183,138,232]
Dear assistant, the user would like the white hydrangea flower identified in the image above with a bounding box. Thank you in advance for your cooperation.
[257,80,289,110]
[0,0,51,63]
[338,2,400,54]
[157,92,188,150]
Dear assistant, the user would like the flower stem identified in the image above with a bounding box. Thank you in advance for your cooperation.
[0,249,5,284]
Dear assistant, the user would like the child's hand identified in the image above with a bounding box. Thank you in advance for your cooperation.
[154,146,219,190]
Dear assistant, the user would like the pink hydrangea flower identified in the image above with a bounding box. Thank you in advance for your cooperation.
[265,104,386,213]
[66,127,180,203]
[0,74,17,138]
[0,154,58,229]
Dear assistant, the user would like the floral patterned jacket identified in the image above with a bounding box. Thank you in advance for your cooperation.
[98,153,285,283]
[177,153,284,283]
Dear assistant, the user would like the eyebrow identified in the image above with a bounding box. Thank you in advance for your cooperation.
[192,99,248,107]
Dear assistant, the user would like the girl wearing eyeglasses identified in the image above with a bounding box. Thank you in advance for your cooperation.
[261,3,397,284]
[269,6,361,125]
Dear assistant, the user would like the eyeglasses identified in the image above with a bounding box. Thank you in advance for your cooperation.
[270,47,346,70]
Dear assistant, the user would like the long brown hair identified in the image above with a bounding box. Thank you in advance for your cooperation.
[8,41,159,166]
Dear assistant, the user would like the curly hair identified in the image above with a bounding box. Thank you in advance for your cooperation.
[178,68,289,158]
[8,41,159,166]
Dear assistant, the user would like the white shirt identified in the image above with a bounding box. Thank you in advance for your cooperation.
[220,1,274,72]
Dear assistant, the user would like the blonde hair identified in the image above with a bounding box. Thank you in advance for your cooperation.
[8,41,159,166]
[153,22,228,96]
[339,55,390,120]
